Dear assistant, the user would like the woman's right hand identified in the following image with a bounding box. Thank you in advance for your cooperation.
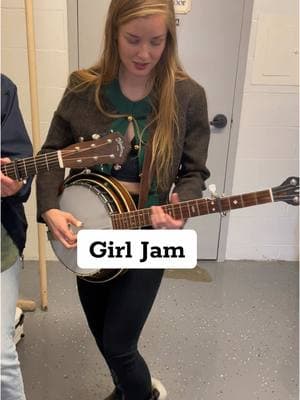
[42,209,82,249]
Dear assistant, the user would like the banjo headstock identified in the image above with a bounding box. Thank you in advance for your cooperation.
[272,177,299,206]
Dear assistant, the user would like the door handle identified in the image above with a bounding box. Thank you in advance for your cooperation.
[210,114,227,129]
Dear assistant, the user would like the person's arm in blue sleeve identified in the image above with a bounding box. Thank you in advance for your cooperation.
[1,74,33,202]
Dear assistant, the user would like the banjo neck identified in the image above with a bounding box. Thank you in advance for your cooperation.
[111,189,274,229]
[111,176,300,229]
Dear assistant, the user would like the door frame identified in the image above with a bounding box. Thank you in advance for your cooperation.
[66,0,254,261]
[217,0,254,261]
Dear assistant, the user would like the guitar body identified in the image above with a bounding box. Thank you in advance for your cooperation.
[51,172,136,283]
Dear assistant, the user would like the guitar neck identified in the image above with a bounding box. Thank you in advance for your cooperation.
[1,152,61,180]
[112,188,273,229]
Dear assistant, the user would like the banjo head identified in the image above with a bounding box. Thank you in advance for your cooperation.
[50,178,120,281]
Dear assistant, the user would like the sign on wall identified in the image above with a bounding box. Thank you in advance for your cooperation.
[174,0,192,14]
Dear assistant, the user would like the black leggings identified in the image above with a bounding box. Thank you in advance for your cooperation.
[77,269,164,400]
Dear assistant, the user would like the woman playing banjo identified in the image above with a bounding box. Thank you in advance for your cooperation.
[36,1,210,399]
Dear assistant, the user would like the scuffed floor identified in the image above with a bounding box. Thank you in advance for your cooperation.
[17,260,298,400]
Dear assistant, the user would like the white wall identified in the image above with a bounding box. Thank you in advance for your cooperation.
[226,0,299,260]
[1,0,299,261]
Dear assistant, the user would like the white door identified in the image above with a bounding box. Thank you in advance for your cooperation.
[70,0,252,259]
[175,1,250,259]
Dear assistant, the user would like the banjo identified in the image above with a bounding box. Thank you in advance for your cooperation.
[50,173,299,283]
[1,132,129,180]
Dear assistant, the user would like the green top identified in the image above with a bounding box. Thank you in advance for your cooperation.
[1,224,19,272]
[93,79,160,207]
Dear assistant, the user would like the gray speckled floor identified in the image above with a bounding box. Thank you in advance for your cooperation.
[18,260,298,400]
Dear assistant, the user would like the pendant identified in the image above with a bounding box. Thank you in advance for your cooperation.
[113,163,122,170]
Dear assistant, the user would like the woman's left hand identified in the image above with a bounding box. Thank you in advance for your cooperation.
[151,193,185,229]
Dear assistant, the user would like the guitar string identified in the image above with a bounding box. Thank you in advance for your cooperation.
[2,140,112,167]
[1,141,118,177]
[4,140,114,162]
[2,154,118,173]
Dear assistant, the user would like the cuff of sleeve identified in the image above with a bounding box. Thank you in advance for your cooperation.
[37,199,60,223]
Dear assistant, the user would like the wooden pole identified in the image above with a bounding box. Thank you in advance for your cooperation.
[24,0,48,310]
[17,299,36,312]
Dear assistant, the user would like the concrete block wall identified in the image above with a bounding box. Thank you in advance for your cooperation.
[225,0,299,260]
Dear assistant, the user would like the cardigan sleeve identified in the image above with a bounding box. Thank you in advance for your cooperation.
[174,82,211,201]
[36,72,114,222]
[36,86,76,222]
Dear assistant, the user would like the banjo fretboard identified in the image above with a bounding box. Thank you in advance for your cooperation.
[111,189,273,229]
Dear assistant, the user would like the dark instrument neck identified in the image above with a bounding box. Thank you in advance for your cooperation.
[1,153,60,180]
[112,189,273,229]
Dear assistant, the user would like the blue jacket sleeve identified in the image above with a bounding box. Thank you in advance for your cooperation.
[1,74,33,202]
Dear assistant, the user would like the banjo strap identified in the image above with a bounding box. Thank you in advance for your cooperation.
[138,132,154,210]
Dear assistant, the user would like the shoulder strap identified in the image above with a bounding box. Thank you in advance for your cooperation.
[138,133,154,209]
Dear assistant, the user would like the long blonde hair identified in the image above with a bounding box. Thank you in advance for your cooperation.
[74,0,188,190]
